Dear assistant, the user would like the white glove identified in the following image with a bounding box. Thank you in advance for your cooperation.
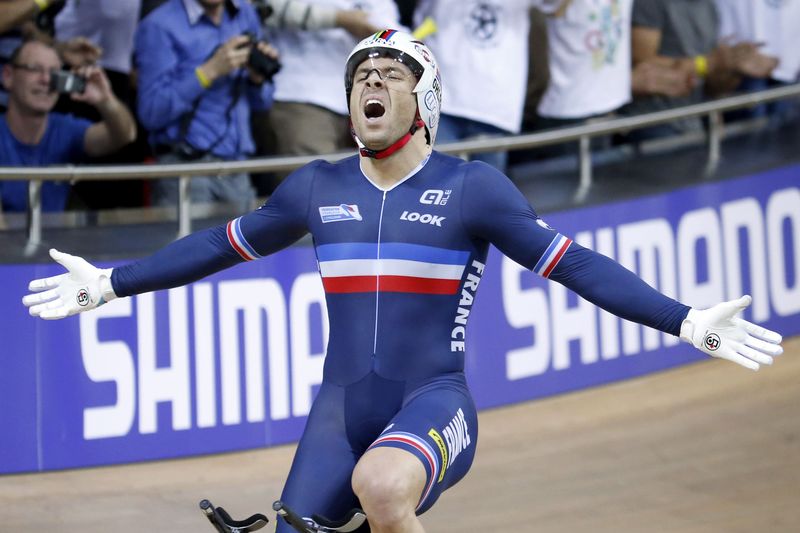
[680,295,783,371]
[22,248,117,320]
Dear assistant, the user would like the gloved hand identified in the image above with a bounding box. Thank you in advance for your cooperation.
[22,249,117,320]
[680,295,783,371]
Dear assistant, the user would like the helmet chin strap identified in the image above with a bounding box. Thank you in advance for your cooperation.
[352,114,426,160]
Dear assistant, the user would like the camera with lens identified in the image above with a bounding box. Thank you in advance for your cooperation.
[49,69,87,94]
[240,32,282,82]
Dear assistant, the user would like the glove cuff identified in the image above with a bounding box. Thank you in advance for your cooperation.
[98,268,117,304]
[679,308,699,344]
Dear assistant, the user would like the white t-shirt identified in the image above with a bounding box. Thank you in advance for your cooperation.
[537,0,633,119]
[414,0,561,133]
[715,0,800,83]
[55,0,142,74]
[267,0,401,115]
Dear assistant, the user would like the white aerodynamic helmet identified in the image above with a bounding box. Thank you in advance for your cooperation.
[345,29,442,153]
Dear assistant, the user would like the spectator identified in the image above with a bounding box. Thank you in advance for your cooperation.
[56,1,140,95]
[134,0,278,211]
[536,0,634,130]
[528,0,693,161]
[413,0,570,172]
[253,0,399,195]
[625,0,778,139]
[0,39,136,212]
[0,0,100,111]
[53,0,148,210]
[714,0,800,125]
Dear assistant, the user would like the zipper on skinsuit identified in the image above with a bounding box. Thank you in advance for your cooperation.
[373,189,387,356]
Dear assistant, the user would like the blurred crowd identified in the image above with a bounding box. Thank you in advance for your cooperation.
[1,0,798,214]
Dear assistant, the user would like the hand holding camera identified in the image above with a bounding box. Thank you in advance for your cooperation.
[244,36,281,85]
[49,65,111,101]
[198,34,281,87]
[50,69,87,95]
[64,65,116,110]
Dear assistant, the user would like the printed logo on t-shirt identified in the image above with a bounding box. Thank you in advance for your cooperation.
[584,0,625,69]
[464,1,503,48]
[319,204,363,223]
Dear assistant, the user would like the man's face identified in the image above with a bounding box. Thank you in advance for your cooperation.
[349,56,419,151]
[3,42,62,115]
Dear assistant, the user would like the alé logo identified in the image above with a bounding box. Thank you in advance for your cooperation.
[420,189,452,206]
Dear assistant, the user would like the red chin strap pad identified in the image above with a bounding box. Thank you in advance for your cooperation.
[358,117,426,159]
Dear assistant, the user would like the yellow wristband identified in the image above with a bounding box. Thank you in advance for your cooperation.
[195,66,211,89]
[34,0,50,11]
[694,55,708,78]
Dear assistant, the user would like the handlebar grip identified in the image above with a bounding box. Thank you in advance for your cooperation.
[273,501,315,533]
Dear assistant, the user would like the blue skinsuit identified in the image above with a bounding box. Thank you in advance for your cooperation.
[112,151,688,529]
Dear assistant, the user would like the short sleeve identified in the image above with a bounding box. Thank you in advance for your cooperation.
[632,0,667,29]
[530,0,564,15]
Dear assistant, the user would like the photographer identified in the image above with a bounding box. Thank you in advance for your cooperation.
[134,0,279,211]
[0,0,100,112]
[0,39,136,213]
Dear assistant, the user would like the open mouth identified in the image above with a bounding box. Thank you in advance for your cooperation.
[364,99,385,119]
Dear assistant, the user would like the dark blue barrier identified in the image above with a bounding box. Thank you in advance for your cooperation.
[1,164,798,474]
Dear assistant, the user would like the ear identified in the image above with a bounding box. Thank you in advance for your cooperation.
[1,64,12,92]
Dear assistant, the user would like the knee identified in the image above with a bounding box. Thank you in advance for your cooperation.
[352,457,418,527]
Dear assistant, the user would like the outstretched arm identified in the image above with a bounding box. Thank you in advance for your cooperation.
[23,162,318,319]
[551,244,782,370]
[461,162,783,370]
[22,225,253,319]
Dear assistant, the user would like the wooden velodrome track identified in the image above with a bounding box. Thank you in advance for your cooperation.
[3,337,798,533]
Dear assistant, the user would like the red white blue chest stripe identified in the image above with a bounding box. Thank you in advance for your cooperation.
[227,221,571,283]
[315,242,471,294]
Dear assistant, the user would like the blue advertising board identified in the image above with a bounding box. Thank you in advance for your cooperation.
[1,164,798,474]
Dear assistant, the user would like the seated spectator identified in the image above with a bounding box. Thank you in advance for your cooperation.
[413,0,570,173]
[135,0,277,211]
[0,39,136,212]
[625,0,778,140]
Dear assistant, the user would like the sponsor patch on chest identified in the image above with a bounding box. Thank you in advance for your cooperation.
[319,204,363,223]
